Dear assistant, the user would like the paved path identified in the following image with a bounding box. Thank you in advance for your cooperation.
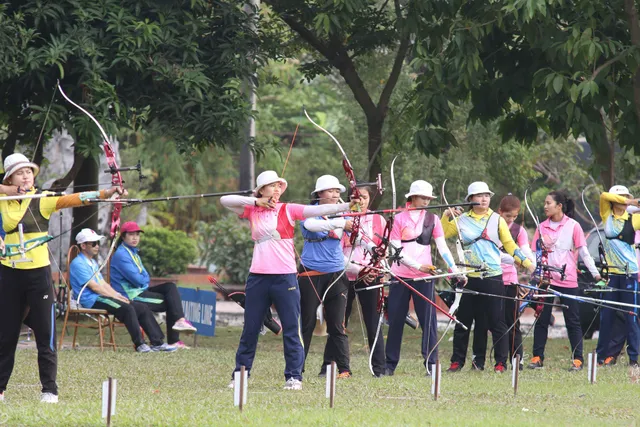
[215,301,573,338]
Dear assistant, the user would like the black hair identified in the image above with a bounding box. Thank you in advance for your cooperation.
[350,185,376,199]
[548,191,575,218]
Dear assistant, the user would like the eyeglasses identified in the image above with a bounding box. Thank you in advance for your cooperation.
[89,241,100,247]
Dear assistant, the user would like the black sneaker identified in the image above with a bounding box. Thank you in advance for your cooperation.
[629,360,639,368]
[383,368,394,376]
[318,366,327,377]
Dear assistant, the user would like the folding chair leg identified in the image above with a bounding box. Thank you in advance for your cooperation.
[108,317,116,351]
[98,316,104,352]
[72,313,80,350]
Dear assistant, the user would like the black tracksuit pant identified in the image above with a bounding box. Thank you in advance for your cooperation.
[472,284,523,367]
[299,268,350,374]
[134,282,185,344]
[533,285,583,362]
[344,279,385,376]
[451,275,509,367]
[92,298,165,347]
[0,265,57,395]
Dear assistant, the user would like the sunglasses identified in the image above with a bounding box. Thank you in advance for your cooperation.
[87,241,100,247]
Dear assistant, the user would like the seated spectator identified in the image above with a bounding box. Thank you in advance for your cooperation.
[109,221,196,348]
[69,228,176,352]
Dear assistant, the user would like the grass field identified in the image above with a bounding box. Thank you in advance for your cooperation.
[2,318,640,426]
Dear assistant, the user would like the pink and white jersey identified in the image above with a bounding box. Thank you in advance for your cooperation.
[531,215,586,288]
[240,203,306,274]
[501,224,529,285]
[390,210,445,279]
[342,214,386,281]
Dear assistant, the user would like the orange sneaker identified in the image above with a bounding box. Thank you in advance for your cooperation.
[528,356,543,369]
[603,356,616,366]
[569,359,583,371]
[337,371,352,379]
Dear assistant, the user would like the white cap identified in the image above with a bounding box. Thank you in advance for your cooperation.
[254,170,288,196]
[609,185,633,198]
[311,175,346,195]
[465,181,494,201]
[3,153,40,184]
[75,228,105,244]
[405,180,437,199]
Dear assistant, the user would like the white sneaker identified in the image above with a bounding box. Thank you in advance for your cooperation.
[283,378,302,390]
[0,391,4,402]
[40,392,58,403]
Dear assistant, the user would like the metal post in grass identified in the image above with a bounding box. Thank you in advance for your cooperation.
[430,360,441,401]
[512,355,520,396]
[102,377,116,426]
[325,362,337,408]
[588,350,597,384]
[234,366,248,411]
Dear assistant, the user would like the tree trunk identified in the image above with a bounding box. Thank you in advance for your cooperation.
[367,115,385,209]
[625,0,640,127]
[72,151,99,237]
[2,116,27,161]
[590,132,614,190]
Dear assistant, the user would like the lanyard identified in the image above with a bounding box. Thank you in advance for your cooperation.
[79,253,103,282]
[123,245,144,273]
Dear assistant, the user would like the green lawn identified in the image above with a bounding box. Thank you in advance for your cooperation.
[2,319,639,426]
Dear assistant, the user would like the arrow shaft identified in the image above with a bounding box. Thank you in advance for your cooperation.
[327,202,478,219]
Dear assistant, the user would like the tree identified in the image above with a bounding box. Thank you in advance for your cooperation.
[1,0,263,234]
[410,0,640,188]
[261,0,433,185]
[0,0,261,177]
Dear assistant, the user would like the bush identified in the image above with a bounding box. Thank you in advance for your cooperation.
[138,227,197,277]
[196,215,253,284]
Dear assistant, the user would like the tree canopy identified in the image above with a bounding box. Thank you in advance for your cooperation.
[0,0,261,172]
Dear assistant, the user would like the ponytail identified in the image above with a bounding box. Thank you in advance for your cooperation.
[548,191,575,218]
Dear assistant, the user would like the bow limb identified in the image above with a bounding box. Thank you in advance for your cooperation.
[304,108,362,311]
[57,82,124,237]
[57,82,125,304]
[367,157,397,376]
[441,179,466,315]
[303,108,361,245]
[581,185,609,282]
[57,82,111,144]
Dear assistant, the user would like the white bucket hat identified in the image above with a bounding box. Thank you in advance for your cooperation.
[3,153,40,184]
[75,228,105,244]
[465,181,495,201]
[609,185,633,198]
[405,180,437,199]
[311,175,346,196]
[254,170,288,196]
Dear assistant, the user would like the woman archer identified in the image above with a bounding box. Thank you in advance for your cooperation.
[528,191,601,371]
[385,180,463,377]
[220,171,358,390]
[0,153,126,404]
[443,182,534,373]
